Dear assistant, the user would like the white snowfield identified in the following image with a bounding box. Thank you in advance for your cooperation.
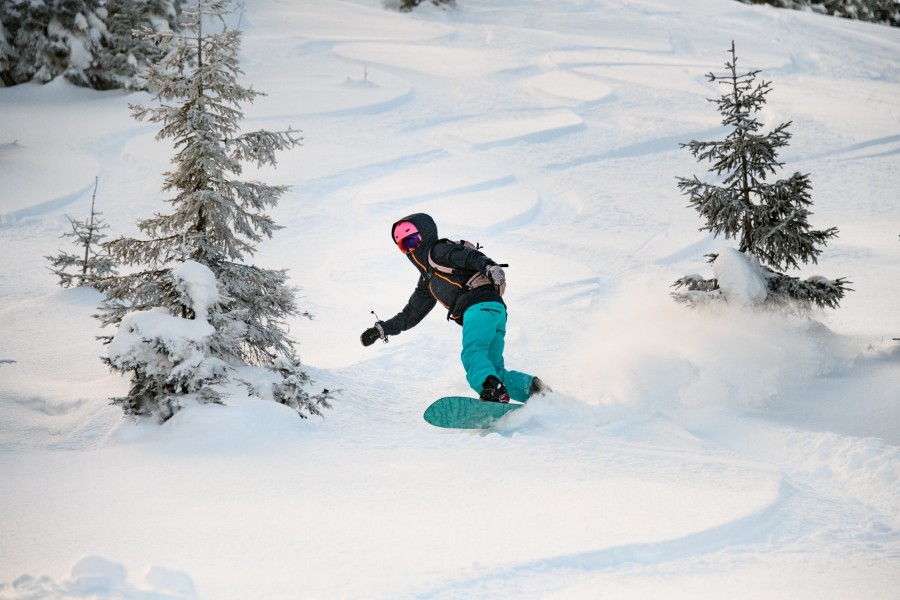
[1,1,898,599]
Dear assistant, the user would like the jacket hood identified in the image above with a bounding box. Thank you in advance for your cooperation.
[391,213,438,246]
[391,213,439,267]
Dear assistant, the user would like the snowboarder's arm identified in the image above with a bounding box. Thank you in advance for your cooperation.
[380,277,437,336]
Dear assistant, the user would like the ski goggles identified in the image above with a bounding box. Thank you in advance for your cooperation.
[397,233,422,254]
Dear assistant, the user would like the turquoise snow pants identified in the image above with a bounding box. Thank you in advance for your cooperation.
[461,302,533,402]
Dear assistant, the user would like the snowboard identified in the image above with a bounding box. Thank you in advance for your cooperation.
[423,396,522,429]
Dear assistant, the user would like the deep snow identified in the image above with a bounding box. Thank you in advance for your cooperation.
[1,0,899,598]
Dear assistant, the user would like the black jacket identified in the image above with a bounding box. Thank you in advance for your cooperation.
[381,213,504,335]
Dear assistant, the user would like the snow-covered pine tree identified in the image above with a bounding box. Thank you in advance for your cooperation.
[105,261,229,421]
[732,1,900,28]
[0,19,13,79]
[0,0,182,89]
[92,0,184,89]
[673,41,850,310]
[97,0,331,420]
[46,176,118,288]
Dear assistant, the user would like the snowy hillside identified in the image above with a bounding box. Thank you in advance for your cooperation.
[1,0,898,598]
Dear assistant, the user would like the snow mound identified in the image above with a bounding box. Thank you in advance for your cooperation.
[525,71,614,102]
[713,248,768,307]
[436,109,586,149]
[0,556,195,600]
[355,154,514,205]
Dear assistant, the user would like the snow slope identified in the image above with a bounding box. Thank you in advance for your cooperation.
[1,0,899,598]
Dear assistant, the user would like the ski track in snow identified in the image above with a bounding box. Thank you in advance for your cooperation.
[2,0,900,598]
[413,482,796,599]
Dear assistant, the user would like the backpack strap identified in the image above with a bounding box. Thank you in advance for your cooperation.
[427,239,498,293]
[427,239,472,276]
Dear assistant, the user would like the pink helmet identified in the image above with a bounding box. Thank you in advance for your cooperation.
[392,221,419,244]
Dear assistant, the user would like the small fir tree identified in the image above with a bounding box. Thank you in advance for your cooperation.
[46,176,118,288]
[673,42,850,310]
[97,0,331,420]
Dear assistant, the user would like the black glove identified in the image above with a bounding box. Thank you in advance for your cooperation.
[361,322,386,346]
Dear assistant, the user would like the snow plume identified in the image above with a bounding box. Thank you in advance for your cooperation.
[572,274,850,412]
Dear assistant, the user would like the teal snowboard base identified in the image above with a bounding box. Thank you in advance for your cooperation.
[423,396,522,429]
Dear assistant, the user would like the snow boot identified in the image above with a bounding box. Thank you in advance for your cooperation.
[480,375,510,403]
[529,376,552,398]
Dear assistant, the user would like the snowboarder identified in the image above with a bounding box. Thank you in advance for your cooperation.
[360,213,549,403]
